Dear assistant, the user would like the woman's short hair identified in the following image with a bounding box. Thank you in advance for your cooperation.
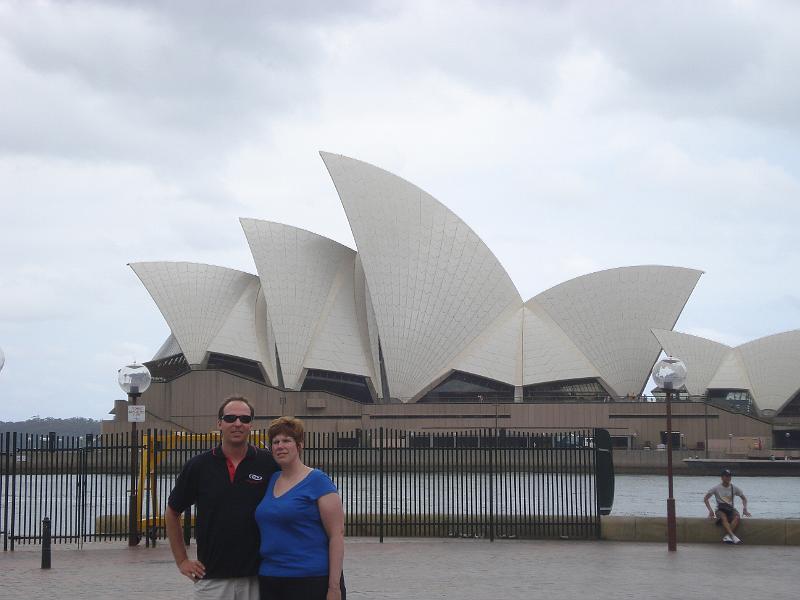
[267,416,305,446]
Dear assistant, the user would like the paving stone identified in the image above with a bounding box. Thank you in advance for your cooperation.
[1,538,798,599]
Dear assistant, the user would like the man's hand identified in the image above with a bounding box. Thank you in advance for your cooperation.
[178,558,206,581]
[708,510,716,520]
[743,509,752,517]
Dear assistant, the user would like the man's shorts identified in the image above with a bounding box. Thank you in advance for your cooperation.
[194,576,259,600]
[715,503,739,524]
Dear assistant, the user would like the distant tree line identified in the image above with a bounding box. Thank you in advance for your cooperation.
[0,417,101,437]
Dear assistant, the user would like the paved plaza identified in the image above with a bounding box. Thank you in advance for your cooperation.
[1,538,798,599]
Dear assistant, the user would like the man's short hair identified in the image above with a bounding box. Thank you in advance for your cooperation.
[267,416,304,446]
[217,395,255,419]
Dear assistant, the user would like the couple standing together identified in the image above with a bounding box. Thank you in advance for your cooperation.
[165,395,346,600]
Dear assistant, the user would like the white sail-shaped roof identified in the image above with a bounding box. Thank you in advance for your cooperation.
[651,329,731,395]
[450,305,523,386]
[254,287,279,385]
[208,278,265,364]
[522,300,601,385]
[321,152,522,401]
[130,262,257,367]
[153,334,182,360]
[737,330,800,413]
[532,266,703,397]
[131,152,760,407]
[303,253,377,382]
[354,255,385,399]
[652,329,800,415]
[240,218,361,389]
[706,350,752,391]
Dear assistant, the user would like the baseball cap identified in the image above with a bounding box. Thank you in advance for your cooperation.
[721,468,732,476]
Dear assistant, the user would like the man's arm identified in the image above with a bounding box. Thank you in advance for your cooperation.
[165,505,205,580]
[319,492,345,600]
[703,492,716,519]
[737,489,752,517]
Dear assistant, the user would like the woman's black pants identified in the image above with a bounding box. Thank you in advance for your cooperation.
[259,574,346,600]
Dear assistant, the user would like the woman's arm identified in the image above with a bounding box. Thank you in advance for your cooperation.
[319,492,345,600]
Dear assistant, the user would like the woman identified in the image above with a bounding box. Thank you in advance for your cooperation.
[255,416,346,600]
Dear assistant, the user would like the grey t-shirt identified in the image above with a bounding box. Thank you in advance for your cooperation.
[708,483,744,507]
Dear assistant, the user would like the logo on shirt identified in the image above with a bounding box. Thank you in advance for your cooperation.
[249,473,263,481]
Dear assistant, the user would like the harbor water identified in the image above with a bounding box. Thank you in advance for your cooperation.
[612,474,800,519]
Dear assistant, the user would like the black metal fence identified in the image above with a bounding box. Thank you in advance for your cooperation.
[1,428,614,550]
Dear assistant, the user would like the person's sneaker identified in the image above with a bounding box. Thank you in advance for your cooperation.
[722,534,734,543]
[732,535,743,544]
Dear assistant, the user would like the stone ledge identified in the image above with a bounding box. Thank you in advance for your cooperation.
[602,516,800,545]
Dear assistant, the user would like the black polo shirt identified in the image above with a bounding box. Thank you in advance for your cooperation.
[168,445,279,579]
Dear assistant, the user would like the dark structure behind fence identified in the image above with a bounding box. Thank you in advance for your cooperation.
[1,428,614,549]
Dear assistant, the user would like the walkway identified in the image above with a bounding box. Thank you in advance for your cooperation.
[2,538,797,599]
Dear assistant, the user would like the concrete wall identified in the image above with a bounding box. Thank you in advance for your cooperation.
[103,370,773,447]
[602,516,800,545]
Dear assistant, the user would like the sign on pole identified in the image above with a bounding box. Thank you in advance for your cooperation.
[128,404,146,423]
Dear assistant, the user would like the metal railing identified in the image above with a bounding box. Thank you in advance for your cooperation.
[1,428,614,549]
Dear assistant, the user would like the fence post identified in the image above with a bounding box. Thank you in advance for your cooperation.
[10,432,17,551]
[144,429,151,548]
[41,517,51,569]
[3,433,9,551]
[129,426,142,547]
[78,439,88,548]
[488,428,495,542]
[379,427,384,543]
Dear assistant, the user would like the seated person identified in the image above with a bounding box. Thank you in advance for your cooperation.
[703,468,751,544]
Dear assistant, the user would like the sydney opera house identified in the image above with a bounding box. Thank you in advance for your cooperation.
[105,153,799,450]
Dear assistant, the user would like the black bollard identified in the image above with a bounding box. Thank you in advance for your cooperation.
[41,517,51,569]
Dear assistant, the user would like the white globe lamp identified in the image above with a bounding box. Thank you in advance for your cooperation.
[651,356,687,391]
[117,362,152,396]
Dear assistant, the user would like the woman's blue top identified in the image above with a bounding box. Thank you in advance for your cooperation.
[255,468,337,577]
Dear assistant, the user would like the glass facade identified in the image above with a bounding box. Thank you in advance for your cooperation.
[522,378,610,403]
[706,388,755,415]
[301,369,375,404]
[144,353,190,382]
[777,389,800,417]
[206,352,266,383]
[417,370,515,403]
[773,429,800,449]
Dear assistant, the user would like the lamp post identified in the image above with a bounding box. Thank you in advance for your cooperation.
[652,356,687,552]
[704,397,709,458]
[118,362,152,547]
[0,346,5,373]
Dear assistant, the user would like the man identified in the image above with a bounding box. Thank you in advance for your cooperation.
[166,396,279,599]
[704,468,751,544]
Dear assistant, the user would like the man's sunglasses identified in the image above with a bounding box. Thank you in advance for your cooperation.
[220,414,253,424]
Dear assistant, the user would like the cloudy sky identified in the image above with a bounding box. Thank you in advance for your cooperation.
[1,0,798,421]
